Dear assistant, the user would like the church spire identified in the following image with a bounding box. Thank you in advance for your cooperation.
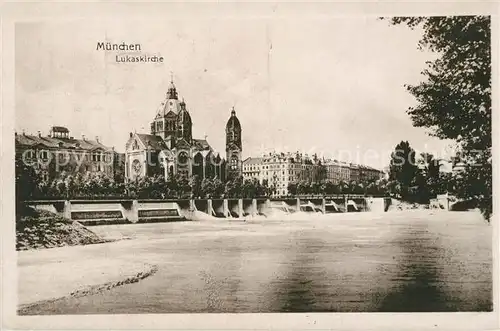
[166,72,178,100]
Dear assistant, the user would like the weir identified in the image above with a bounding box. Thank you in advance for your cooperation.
[324,199,341,213]
[25,196,392,225]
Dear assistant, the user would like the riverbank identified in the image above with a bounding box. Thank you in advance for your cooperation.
[17,241,158,312]
[16,208,113,251]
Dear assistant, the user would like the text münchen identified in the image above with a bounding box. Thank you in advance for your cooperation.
[96,42,141,51]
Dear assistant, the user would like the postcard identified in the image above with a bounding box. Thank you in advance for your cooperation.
[1,1,498,330]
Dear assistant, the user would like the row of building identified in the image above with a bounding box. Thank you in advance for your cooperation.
[15,126,125,182]
[242,153,384,196]
[15,79,243,184]
[16,77,384,193]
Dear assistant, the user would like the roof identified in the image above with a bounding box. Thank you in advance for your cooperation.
[192,139,211,151]
[135,133,167,150]
[51,126,69,133]
[226,108,241,130]
[243,157,263,165]
[15,133,113,151]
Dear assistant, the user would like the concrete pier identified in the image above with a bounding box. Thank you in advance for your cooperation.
[207,199,215,216]
[223,199,231,217]
[238,199,244,218]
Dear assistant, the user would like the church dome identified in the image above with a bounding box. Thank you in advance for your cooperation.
[226,107,241,131]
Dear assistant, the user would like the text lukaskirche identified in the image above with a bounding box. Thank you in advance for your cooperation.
[116,54,164,63]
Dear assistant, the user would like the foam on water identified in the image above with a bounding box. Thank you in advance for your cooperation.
[186,210,218,221]
[183,205,391,224]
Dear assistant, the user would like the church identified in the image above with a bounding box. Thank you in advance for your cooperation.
[125,79,242,183]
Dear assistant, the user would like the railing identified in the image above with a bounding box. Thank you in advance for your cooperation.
[25,194,389,203]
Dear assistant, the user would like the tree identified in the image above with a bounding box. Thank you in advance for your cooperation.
[386,16,491,219]
[419,152,441,197]
[212,178,225,198]
[190,175,202,198]
[15,158,40,214]
[338,180,349,194]
[287,182,298,196]
[389,141,418,199]
[201,177,215,198]
[324,181,337,195]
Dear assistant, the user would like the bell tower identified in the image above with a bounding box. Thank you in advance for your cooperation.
[225,106,242,179]
[176,99,192,142]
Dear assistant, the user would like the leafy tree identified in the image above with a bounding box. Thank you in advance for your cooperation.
[201,177,215,198]
[287,182,298,196]
[212,178,225,198]
[190,175,202,198]
[15,157,40,214]
[256,179,270,197]
[389,141,418,199]
[386,16,491,219]
[418,153,442,197]
[311,181,322,195]
[297,180,311,195]
[338,180,349,194]
[324,181,338,195]
[412,168,431,203]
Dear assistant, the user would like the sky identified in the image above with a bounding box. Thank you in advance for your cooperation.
[15,18,456,169]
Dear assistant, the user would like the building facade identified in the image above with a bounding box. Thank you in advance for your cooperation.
[356,164,385,182]
[15,126,116,182]
[125,80,240,182]
[324,159,384,184]
[242,152,325,197]
[243,152,385,196]
[323,159,351,184]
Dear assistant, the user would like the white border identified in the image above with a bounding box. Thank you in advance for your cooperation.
[1,2,499,330]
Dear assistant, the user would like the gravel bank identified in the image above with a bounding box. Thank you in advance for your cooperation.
[18,248,158,312]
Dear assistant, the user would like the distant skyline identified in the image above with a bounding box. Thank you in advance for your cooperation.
[15,18,456,169]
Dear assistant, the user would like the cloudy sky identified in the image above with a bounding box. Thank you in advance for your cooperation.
[15,18,455,168]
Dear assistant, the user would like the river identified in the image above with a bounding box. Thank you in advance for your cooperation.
[21,210,492,314]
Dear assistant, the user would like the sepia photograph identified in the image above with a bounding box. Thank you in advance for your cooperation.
[1,2,497,330]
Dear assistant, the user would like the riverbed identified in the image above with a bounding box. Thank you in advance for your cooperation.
[19,210,492,314]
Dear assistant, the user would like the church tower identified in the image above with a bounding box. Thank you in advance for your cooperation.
[225,106,242,179]
[150,78,181,139]
[176,99,192,142]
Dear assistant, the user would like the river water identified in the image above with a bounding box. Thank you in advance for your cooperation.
[22,210,492,314]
